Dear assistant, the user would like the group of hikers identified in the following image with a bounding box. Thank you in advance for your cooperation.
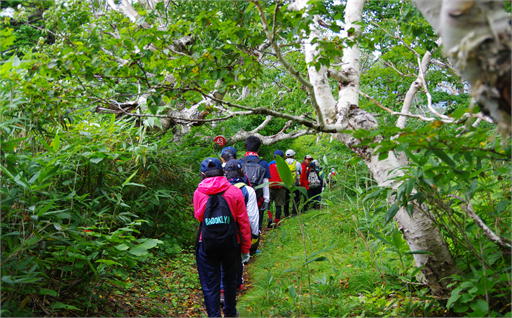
[192,135,327,317]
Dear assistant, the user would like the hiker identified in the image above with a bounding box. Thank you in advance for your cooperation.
[327,167,337,188]
[193,157,251,318]
[268,150,287,227]
[220,146,237,167]
[300,155,313,210]
[222,159,259,295]
[307,159,324,209]
[284,149,302,215]
[239,136,270,254]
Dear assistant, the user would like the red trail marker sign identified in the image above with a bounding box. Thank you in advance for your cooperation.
[213,135,227,147]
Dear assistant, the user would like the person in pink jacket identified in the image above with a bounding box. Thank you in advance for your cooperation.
[193,157,251,317]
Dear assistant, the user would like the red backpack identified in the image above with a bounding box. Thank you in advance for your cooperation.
[268,162,283,188]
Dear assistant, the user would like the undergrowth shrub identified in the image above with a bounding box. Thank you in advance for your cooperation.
[1,113,199,316]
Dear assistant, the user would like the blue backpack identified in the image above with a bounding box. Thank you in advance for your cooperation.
[200,192,238,253]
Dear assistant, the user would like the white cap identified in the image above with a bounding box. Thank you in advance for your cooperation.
[285,149,295,157]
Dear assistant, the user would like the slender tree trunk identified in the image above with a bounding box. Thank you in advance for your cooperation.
[299,0,457,295]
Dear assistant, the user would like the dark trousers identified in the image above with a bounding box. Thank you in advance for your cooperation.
[307,187,322,209]
[196,243,241,317]
[292,189,302,215]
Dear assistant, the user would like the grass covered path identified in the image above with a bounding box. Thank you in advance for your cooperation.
[98,192,445,317]
[238,201,445,317]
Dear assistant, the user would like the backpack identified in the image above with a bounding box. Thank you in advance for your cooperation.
[240,157,266,197]
[308,170,321,188]
[234,182,249,205]
[268,163,283,188]
[200,192,238,254]
[286,159,298,182]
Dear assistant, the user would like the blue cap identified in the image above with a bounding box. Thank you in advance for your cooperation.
[220,146,237,157]
[200,157,223,173]
[273,150,284,158]
[224,159,242,171]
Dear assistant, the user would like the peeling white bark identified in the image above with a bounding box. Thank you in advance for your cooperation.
[299,0,456,295]
[413,0,511,134]
[336,0,364,124]
[292,0,337,124]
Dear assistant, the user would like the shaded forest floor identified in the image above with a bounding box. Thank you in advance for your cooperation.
[94,252,206,317]
[95,200,448,317]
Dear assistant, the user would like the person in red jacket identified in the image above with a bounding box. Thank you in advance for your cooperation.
[268,150,288,226]
[299,155,313,211]
[193,157,251,317]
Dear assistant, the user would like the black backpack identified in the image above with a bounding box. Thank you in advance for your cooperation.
[240,157,266,197]
[200,192,238,254]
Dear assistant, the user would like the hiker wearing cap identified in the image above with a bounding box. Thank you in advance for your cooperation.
[224,160,260,245]
[193,157,251,317]
[239,136,270,254]
[220,146,237,167]
[268,150,288,226]
[284,149,302,215]
[222,159,259,297]
[307,159,324,209]
[299,155,313,210]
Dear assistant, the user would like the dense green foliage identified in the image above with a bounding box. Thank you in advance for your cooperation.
[240,187,444,317]
[1,0,510,316]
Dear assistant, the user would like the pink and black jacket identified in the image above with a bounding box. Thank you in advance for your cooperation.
[193,176,251,254]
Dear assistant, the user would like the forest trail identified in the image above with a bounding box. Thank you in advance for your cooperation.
[96,227,274,317]
[96,202,443,317]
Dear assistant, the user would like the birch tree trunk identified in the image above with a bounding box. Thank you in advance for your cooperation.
[413,0,511,134]
[299,0,456,295]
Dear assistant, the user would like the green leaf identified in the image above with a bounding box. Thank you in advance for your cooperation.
[115,244,129,251]
[96,259,122,266]
[39,288,59,297]
[51,302,79,310]
[122,170,138,187]
[304,256,327,265]
[363,187,386,202]
[128,239,162,256]
[123,182,146,188]
[385,204,399,224]
[90,157,103,164]
[469,299,488,316]
[288,285,297,298]
[275,156,294,189]
[432,149,456,166]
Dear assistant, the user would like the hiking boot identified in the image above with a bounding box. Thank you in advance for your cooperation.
[267,218,274,229]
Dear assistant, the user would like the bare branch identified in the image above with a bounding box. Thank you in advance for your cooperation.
[417,56,452,122]
[397,51,432,128]
[327,68,349,83]
[383,60,415,78]
[194,88,345,133]
[251,115,273,133]
[97,99,252,123]
[252,0,323,125]
[359,90,445,123]
[229,128,314,145]
[449,195,512,250]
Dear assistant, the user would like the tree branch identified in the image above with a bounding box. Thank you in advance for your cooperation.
[396,51,432,128]
[417,55,452,121]
[449,195,512,250]
[252,0,323,125]
[194,87,345,133]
